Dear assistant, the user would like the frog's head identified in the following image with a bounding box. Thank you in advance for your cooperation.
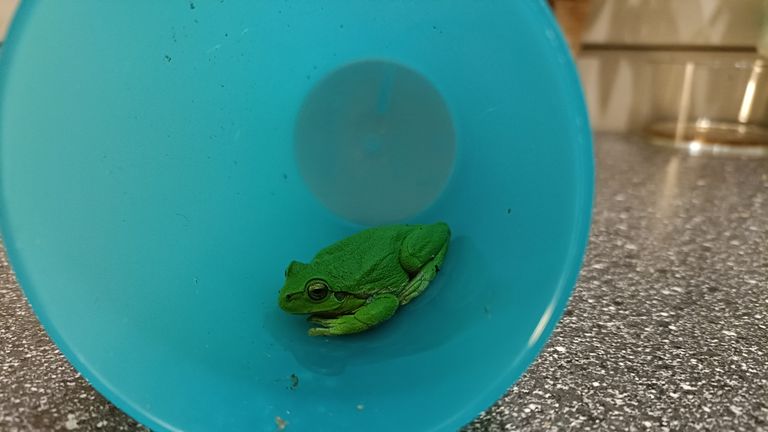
[278,260,361,315]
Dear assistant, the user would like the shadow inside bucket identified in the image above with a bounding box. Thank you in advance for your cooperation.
[263,235,498,375]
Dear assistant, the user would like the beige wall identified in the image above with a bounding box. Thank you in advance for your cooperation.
[577,0,764,132]
[0,0,19,42]
[578,50,760,132]
[1,0,760,132]
[584,0,762,47]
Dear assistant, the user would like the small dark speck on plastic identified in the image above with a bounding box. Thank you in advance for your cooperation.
[189,1,195,10]
[282,173,288,181]
[289,373,299,390]
[507,208,512,214]
[164,55,172,63]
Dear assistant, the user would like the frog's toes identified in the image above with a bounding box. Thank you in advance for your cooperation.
[308,327,332,337]
[307,315,332,326]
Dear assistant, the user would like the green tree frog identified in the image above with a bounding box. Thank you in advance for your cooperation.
[278,222,450,336]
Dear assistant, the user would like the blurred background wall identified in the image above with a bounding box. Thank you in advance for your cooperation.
[0,0,19,43]
[576,0,763,132]
[0,0,763,133]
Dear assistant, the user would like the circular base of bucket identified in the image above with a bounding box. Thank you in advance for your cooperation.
[295,60,456,224]
[0,2,593,431]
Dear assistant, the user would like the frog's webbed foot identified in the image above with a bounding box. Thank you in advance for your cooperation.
[306,294,399,336]
[307,315,369,336]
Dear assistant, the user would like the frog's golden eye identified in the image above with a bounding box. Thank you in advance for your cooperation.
[306,280,329,302]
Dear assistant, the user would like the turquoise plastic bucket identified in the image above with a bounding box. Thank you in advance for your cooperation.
[0,1,592,430]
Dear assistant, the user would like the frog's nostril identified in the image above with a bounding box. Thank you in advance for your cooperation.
[282,294,295,305]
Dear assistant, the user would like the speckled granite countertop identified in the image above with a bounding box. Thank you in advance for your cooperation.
[1,134,767,431]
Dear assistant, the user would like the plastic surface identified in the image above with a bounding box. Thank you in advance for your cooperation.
[0,1,593,431]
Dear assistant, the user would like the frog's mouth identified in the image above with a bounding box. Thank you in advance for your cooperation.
[308,311,344,319]
[306,293,368,318]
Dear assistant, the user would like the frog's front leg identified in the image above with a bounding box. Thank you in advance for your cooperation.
[308,294,399,336]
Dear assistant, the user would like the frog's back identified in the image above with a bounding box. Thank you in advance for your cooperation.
[316,225,414,257]
[313,224,419,293]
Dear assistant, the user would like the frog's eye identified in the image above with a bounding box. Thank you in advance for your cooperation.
[306,280,329,302]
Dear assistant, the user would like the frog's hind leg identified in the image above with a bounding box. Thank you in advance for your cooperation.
[400,241,448,305]
[308,294,399,336]
[399,222,450,274]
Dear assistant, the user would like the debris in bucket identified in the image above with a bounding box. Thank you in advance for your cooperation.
[275,416,287,430]
[289,373,299,390]
[507,208,512,214]
[356,404,365,411]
